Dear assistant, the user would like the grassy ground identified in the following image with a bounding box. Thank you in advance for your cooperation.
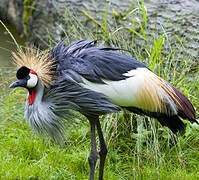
[0,2,199,180]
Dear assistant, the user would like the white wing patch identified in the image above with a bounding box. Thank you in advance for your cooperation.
[80,68,144,106]
[80,68,179,115]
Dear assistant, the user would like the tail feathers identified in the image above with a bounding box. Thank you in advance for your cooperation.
[158,115,186,134]
[169,84,197,123]
[126,107,186,134]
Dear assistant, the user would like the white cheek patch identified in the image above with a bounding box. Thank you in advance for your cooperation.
[27,74,38,88]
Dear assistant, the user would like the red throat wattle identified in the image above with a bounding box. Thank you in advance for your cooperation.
[28,69,37,105]
[28,90,36,105]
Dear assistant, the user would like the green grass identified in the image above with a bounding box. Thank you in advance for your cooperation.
[0,1,199,179]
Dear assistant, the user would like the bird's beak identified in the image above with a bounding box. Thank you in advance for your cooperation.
[9,79,27,88]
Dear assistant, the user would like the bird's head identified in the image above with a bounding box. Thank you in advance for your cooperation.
[9,47,56,88]
[9,47,57,104]
[10,66,38,89]
[10,66,39,105]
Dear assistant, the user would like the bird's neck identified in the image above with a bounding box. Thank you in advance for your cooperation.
[28,81,44,105]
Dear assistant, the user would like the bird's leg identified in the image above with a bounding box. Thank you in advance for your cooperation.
[96,119,108,180]
[88,118,98,180]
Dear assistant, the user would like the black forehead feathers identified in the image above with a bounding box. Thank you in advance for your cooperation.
[16,66,30,79]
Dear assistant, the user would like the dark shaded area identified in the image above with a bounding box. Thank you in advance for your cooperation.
[0,0,198,59]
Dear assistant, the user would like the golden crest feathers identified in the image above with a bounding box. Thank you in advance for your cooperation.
[12,47,56,87]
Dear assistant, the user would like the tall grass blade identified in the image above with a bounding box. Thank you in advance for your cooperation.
[0,20,20,49]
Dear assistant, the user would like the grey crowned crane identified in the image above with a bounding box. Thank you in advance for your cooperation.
[10,39,196,180]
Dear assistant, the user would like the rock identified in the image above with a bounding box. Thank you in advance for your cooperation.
[0,0,132,48]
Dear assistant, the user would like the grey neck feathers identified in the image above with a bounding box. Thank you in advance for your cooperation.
[25,80,73,144]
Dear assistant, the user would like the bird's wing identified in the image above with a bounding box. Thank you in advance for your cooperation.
[51,40,196,124]
[51,39,147,84]
[79,67,178,113]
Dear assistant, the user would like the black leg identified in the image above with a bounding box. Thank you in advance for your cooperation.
[88,118,98,180]
[96,119,108,180]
